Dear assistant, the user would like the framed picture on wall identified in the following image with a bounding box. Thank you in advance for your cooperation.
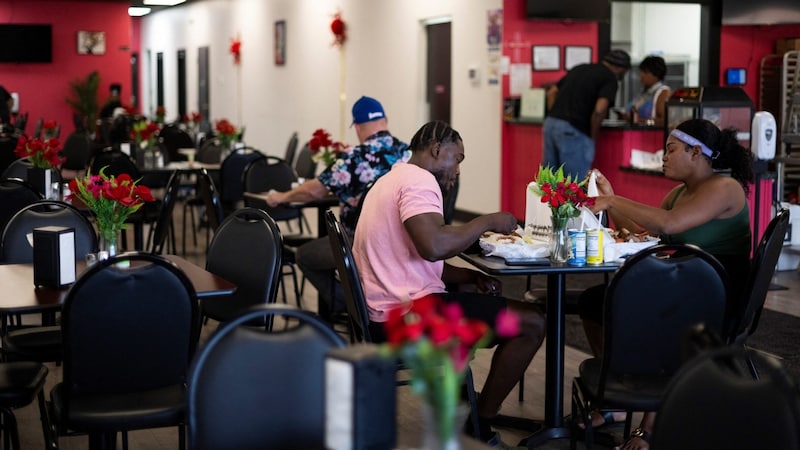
[565,46,592,70]
[274,20,286,66]
[532,45,560,71]
[77,31,106,55]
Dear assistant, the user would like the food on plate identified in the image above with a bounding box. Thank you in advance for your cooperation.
[610,228,654,243]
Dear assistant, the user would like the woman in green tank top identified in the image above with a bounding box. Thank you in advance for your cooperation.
[578,118,754,450]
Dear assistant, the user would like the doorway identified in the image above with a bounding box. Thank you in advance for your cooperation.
[426,21,451,124]
[130,52,139,109]
[156,52,164,109]
[177,49,187,118]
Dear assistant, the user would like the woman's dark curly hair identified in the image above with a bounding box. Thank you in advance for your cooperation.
[675,118,754,194]
[409,120,462,153]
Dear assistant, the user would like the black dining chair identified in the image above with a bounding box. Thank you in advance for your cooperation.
[0,178,42,243]
[294,143,316,181]
[725,208,790,377]
[188,304,346,450]
[0,361,51,450]
[201,208,283,325]
[181,168,224,255]
[49,252,200,450]
[147,170,180,255]
[218,148,261,217]
[570,243,731,449]
[651,343,800,449]
[283,131,299,167]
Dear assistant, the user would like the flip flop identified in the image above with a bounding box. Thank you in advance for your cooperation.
[578,410,624,429]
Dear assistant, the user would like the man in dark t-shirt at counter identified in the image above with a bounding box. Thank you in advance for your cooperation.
[543,49,630,179]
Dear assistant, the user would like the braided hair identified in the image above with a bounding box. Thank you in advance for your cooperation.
[408,120,462,153]
[675,119,754,194]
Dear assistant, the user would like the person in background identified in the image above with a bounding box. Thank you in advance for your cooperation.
[266,96,410,317]
[543,49,631,180]
[618,55,671,126]
[578,118,754,450]
[99,83,123,120]
[353,120,546,446]
[0,85,13,125]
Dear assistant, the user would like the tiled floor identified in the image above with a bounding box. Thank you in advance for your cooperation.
[10,203,800,449]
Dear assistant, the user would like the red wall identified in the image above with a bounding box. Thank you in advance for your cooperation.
[720,24,800,109]
[0,0,132,135]
[501,0,599,217]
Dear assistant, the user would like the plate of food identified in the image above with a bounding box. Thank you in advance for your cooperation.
[479,228,550,261]
[605,227,660,262]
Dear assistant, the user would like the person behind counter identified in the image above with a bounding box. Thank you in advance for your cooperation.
[618,55,671,127]
[579,118,754,450]
[543,49,631,180]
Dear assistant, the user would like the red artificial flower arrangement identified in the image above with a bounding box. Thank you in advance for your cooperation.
[308,128,346,167]
[215,119,241,148]
[131,120,162,149]
[531,164,594,221]
[67,166,155,244]
[382,294,519,443]
[230,37,242,64]
[330,12,346,47]
[14,135,63,169]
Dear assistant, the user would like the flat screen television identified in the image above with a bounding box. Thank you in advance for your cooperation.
[0,24,52,63]
[526,0,611,22]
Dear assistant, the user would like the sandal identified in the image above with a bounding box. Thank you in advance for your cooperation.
[578,410,625,429]
[615,427,650,450]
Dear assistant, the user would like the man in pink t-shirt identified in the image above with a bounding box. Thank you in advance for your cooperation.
[353,121,546,445]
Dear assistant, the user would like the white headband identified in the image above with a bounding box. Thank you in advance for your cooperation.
[670,129,719,160]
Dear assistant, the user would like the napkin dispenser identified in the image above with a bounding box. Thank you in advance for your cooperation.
[33,226,76,288]
[325,344,396,450]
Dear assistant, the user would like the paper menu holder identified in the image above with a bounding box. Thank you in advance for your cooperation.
[525,182,553,241]
[33,226,76,288]
[325,345,396,450]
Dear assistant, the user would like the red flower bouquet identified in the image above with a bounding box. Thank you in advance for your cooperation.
[67,167,155,249]
[308,128,346,168]
[14,135,63,169]
[131,120,161,149]
[531,164,594,221]
[382,294,519,445]
[215,119,241,148]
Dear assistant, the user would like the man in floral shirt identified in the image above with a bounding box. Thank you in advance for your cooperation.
[266,96,410,317]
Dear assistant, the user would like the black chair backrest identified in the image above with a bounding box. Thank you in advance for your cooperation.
[325,209,372,343]
[62,252,200,395]
[219,149,261,213]
[149,170,181,254]
[197,168,224,232]
[242,154,300,222]
[0,133,18,176]
[31,118,43,140]
[159,123,194,163]
[294,144,316,180]
[0,178,42,236]
[600,243,730,391]
[60,130,93,171]
[284,132,299,166]
[651,345,800,449]
[204,208,283,322]
[188,304,346,450]
[1,200,98,264]
[197,138,223,164]
[728,208,791,345]
[1,157,33,181]
[90,147,142,180]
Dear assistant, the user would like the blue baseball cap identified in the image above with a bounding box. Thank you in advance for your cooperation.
[351,96,386,125]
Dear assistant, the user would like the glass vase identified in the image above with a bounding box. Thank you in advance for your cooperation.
[421,402,468,450]
[98,228,120,260]
[550,215,570,264]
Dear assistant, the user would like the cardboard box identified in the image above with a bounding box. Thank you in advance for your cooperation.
[775,37,800,55]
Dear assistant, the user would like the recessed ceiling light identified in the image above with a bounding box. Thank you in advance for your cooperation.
[143,0,186,5]
[128,6,152,16]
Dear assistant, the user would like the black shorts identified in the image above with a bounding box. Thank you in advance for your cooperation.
[368,292,509,346]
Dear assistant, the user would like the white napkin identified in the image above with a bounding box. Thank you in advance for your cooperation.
[479,227,550,259]
[587,171,599,197]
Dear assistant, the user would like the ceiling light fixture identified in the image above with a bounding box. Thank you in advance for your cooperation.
[143,0,186,6]
[128,6,152,16]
